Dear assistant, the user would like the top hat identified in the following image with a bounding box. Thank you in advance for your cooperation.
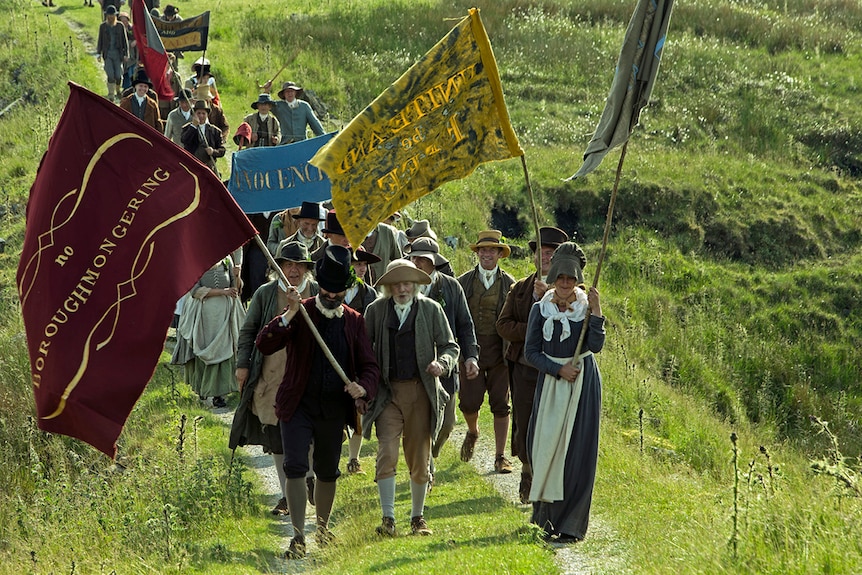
[131,68,153,88]
[277,81,304,100]
[274,240,313,266]
[469,230,510,258]
[375,259,431,287]
[321,210,346,236]
[404,237,448,267]
[104,4,117,15]
[315,245,355,293]
[528,226,569,252]
[251,93,277,110]
[191,99,210,113]
[173,88,193,103]
[405,219,437,241]
[291,201,325,221]
[545,242,587,285]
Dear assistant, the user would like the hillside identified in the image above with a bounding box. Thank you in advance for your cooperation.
[0,0,860,573]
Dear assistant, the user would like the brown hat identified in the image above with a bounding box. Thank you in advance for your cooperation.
[191,99,210,113]
[528,226,569,252]
[469,230,510,258]
[274,240,312,266]
[277,81,304,100]
[404,237,448,267]
[375,259,431,287]
[405,219,437,241]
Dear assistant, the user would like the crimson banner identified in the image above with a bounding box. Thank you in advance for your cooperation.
[16,83,256,457]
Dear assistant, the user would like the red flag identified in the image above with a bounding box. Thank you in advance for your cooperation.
[131,0,174,100]
[16,83,256,457]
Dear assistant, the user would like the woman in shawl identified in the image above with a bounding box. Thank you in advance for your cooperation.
[524,242,605,543]
[172,256,245,408]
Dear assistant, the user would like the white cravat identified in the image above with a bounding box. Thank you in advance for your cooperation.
[314,295,344,319]
[479,266,498,290]
[420,271,438,296]
[134,94,146,106]
[287,99,300,109]
[394,300,413,328]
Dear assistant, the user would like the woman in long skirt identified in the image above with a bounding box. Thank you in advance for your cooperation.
[524,242,605,543]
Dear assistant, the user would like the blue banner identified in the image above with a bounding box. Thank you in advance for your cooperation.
[228,132,335,214]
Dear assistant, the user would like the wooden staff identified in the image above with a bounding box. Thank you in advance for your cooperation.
[257,42,308,91]
[520,154,543,274]
[253,235,351,387]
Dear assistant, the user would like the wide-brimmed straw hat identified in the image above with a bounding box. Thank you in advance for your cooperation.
[375,259,431,287]
[528,226,569,252]
[545,242,587,284]
[404,237,448,267]
[469,230,510,258]
[274,240,312,266]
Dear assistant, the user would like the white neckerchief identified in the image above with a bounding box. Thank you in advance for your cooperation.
[479,266,498,290]
[181,109,190,120]
[299,233,315,248]
[420,271,438,296]
[134,94,146,106]
[278,277,308,294]
[287,99,300,109]
[258,112,270,120]
[394,299,414,328]
[314,294,344,319]
[538,287,588,342]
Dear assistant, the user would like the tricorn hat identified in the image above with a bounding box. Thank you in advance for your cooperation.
[545,242,587,285]
[274,240,313,266]
[131,68,153,88]
[315,245,355,293]
[469,230,510,258]
[191,99,210,113]
[405,219,437,241]
[291,201,325,221]
[404,237,448,267]
[375,259,431,287]
[251,93,277,110]
[321,210,346,237]
[277,81,304,100]
[528,226,569,252]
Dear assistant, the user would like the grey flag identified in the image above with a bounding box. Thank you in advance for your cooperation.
[568,0,674,180]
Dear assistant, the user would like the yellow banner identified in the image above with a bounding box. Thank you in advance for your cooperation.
[309,8,523,249]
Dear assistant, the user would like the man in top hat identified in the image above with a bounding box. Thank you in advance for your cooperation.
[244,94,282,147]
[262,80,325,145]
[230,240,319,517]
[256,244,379,559]
[271,201,326,256]
[163,88,194,144]
[96,4,129,103]
[456,230,516,474]
[405,238,479,479]
[361,220,404,285]
[311,210,351,261]
[363,259,459,537]
[181,99,226,177]
[119,68,161,130]
[496,226,569,503]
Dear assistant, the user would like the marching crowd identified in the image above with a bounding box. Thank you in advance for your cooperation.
[86,1,608,559]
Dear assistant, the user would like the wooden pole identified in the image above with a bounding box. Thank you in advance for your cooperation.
[571,140,629,363]
[253,234,352,386]
[520,154,543,274]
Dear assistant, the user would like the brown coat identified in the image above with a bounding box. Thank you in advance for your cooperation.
[119,94,161,131]
[496,271,538,366]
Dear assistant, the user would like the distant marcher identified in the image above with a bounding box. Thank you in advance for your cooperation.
[262,80,325,145]
[525,242,604,543]
[406,238,479,483]
[229,241,319,516]
[119,68,161,130]
[117,11,136,90]
[95,5,129,102]
[256,245,379,559]
[191,83,229,139]
[363,259,459,537]
[457,230,516,474]
[172,256,245,408]
[244,94,282,147]
[163,88,193,144]
[162,4,180,21]
[186,57,221,107]
[496,226,568,503]
[181,99,226,177]
[405,220,454,276]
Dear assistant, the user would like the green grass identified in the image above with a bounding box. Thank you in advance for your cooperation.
[2,0,862,572]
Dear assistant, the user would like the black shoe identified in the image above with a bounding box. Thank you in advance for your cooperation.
[306,476,315,506]
[271,497,289,516]
[212,396,227,408]
[284,535,305,559]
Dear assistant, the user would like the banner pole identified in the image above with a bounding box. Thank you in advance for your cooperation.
[520,155,542,274]
[253,234,352,387]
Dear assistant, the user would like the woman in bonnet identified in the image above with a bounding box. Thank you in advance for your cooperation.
[524,241,605,543]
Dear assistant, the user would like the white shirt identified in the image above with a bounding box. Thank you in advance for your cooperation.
[479,266,498,290]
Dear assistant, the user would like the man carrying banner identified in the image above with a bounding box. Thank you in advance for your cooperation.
[263,80,325,145]
[181,99,226,177]
[256,245,379,559]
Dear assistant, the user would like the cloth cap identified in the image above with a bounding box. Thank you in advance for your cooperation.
[469,230,510,258]
[104,5,117,15]
[529,226,569,252]
[375,259,431,287]
[233,122,252,146]
[315,245,355,293]
[545,242,587,285]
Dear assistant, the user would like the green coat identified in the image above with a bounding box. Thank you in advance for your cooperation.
[361,295,459,439]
